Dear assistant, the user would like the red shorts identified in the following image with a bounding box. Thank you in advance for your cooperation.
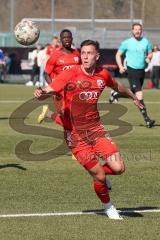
[65,125,119,170]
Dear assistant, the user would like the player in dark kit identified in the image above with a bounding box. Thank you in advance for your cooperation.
[34,40,142,220]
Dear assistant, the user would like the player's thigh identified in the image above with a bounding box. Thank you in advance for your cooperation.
[72,145,98,170]
[94,137,125,173]
[105,152,125,173]
[72,147,106,182]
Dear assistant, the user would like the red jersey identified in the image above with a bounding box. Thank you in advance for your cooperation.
[45,48,80,79]
[50,65,116,131]
[46,44,61,57]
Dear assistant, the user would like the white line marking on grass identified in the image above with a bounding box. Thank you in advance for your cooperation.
[0,209,160,218]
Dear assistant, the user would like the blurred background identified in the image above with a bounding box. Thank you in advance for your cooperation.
[0,0,160,48]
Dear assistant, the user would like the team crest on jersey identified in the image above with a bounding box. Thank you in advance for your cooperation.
[59,59,64,63]
[74,57,79,62]
[97,79,104,88]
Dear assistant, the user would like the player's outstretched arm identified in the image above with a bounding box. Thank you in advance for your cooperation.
[112,81,144,109]
[34,86,54,99]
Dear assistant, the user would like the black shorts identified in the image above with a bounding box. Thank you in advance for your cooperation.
[127,66,145,93]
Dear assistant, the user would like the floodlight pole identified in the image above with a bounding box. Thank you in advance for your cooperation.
[91,0,95,30]
[130,0,134,27]
[141,0,146,25]
[51,0,55,34]
[10,0,15,33]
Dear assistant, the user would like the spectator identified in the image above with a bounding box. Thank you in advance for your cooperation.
[149,44,160,89]
[4,52,11,73]
[0,49,5,82]
[25,43,43,86]
[0,49,4,61]
[37,44,49,87]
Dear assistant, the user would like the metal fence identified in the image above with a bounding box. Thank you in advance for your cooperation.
[1,0,160,48]
[1,27,160,49]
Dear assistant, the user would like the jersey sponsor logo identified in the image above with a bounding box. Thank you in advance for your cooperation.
[65,80,92,91]
[79,91,99,100]
[97,79,104,88]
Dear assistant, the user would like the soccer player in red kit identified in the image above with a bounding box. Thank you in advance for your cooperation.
[34,40,142,220]
[45,30,80,81]
[46,36,61,57]
[37,29,80,125]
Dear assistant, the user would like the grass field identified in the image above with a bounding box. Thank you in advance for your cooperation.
[0,83,160,240]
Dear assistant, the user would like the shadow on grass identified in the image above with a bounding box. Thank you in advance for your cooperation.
[0,117,10,120]
[0,163,27,171]
[139,123,160,128]
[83,206,160,218]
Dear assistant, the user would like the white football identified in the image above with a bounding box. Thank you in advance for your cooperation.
[14,19,40,46]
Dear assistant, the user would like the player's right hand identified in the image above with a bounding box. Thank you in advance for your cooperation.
[34,87,53,100]
[119,66,126,74]
[34,87,44,98]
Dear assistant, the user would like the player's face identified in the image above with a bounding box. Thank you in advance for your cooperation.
[153,45,158,51]
[132,25,142,39]
[81,45,100,70]
[52,37,59,46]
[61,32,72,48]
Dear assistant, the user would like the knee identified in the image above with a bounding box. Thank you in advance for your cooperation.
[94,172,106,183]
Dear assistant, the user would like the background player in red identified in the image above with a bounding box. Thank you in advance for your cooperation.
[37,29,80,125]
[34,40,142,220]
[45,36,61,57]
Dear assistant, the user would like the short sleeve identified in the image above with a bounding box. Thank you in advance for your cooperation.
[45,55,56,75]
[119,40,127,54]
[106,75,117,88]
[102,68,117,88]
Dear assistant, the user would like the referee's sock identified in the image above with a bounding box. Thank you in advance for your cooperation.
[138,99,150,122]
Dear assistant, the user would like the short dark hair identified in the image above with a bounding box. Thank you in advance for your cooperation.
[132,23,142,29]
[60,29,72,38]
[80,40,100,52]
[52,36,58,40]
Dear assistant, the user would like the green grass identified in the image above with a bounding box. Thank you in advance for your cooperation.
[0,83,160,240]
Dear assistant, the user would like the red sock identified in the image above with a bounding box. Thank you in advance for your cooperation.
[94,180,110,203]
[51,113,64,127]
[103,164,116,175]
